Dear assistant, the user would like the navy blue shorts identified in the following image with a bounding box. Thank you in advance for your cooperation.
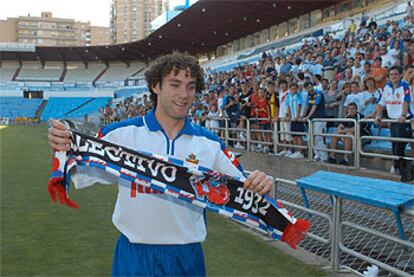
[291,122,305,137]
[112,234,206,276]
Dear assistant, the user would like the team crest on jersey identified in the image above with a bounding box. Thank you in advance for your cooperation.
[186,153,199,165]
[396,92,400,99]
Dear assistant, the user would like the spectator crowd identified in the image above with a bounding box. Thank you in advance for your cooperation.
[100,15,414,175]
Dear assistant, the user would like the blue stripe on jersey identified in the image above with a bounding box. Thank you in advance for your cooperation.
[99,117,144,137]
[286,92,302,118]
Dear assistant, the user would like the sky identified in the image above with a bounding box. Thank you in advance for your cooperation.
[0,0,189,27]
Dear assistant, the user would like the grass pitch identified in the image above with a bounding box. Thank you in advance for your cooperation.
[0,126,325,276]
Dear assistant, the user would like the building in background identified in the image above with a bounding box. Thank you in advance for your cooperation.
[0,12,110,46]
[150,0,191,32]
[110,0,164,44]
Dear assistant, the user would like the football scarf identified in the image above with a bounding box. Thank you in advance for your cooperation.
[48,130,310,249]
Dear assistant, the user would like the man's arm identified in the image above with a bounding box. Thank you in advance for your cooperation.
[304,104,317,121]
[397,100,409,123]
[374,104,384,125]
[48,119,118,188]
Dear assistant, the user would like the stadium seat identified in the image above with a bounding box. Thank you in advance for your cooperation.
[16,61,63,81]
[66,97,111,119]
[0,61,20,82]
[40,97,93,121]
[0,97,43,118]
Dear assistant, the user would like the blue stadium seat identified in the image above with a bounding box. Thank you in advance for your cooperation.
[0,97,43,118]
[40,97,93,121]
[66,97,111,119]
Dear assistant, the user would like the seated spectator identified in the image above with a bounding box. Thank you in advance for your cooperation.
[328,103,369,165]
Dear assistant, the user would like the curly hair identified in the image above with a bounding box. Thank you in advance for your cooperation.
[144,52,205,108]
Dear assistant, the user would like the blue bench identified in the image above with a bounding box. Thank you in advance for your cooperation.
[296,171,414,240]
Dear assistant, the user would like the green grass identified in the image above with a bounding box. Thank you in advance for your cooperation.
[0,126,325,276]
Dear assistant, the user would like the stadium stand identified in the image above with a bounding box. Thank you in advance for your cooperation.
[114,86,147,98]
[97,61,145,83]
[40,97,93,121]
[64,62,106,83]
[66,97,111,119]
[0,1,413,276]
[0,97,43,118]
[0,61,20,82]
[16,61,63,81]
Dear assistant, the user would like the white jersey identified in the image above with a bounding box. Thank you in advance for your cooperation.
[379,80,412,118]
[344,93,364,114]
[278,89,290,117]
[71,110,245,244]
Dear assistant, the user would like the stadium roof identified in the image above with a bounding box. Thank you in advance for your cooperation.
[0,0,342,63]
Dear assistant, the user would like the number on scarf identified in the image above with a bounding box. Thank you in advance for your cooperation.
[234,187,270,216]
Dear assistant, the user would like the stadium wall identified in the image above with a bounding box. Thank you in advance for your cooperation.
[43,90,114,99]
[0,90,23,97]
[238,150,401,182]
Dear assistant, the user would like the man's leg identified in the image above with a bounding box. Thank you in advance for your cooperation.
[391,123,412,172]
[314,122,328,161]
[329,135,339,159]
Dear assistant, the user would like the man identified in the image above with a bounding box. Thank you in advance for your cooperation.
[252,87,271,153]
[352,56,365,78]
[371,57,388,89]
[344,81,364,114]
[223,84,241,147]
[302,82,328,162]
[48,52,273,276]
[361,61,372,81]
[238,81,253,148]
[285,83,305,159]
[323,50,337,82]
[328,103,368,165]
[375,66,412,176]
[338,68,353,91]
[275,79,293,156]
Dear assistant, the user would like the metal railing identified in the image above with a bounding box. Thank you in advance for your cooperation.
[203,116,414,172]
[358,118,414,163]
[272,176,414,276]
[309,118,358,168]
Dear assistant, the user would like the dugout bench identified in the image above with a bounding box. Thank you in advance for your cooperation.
[296,171,414,271]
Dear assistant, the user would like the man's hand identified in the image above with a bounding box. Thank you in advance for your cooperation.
[397,115,407,123]
[243,170,273,195]
[374,116,382,126]
[48,119,71,152]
